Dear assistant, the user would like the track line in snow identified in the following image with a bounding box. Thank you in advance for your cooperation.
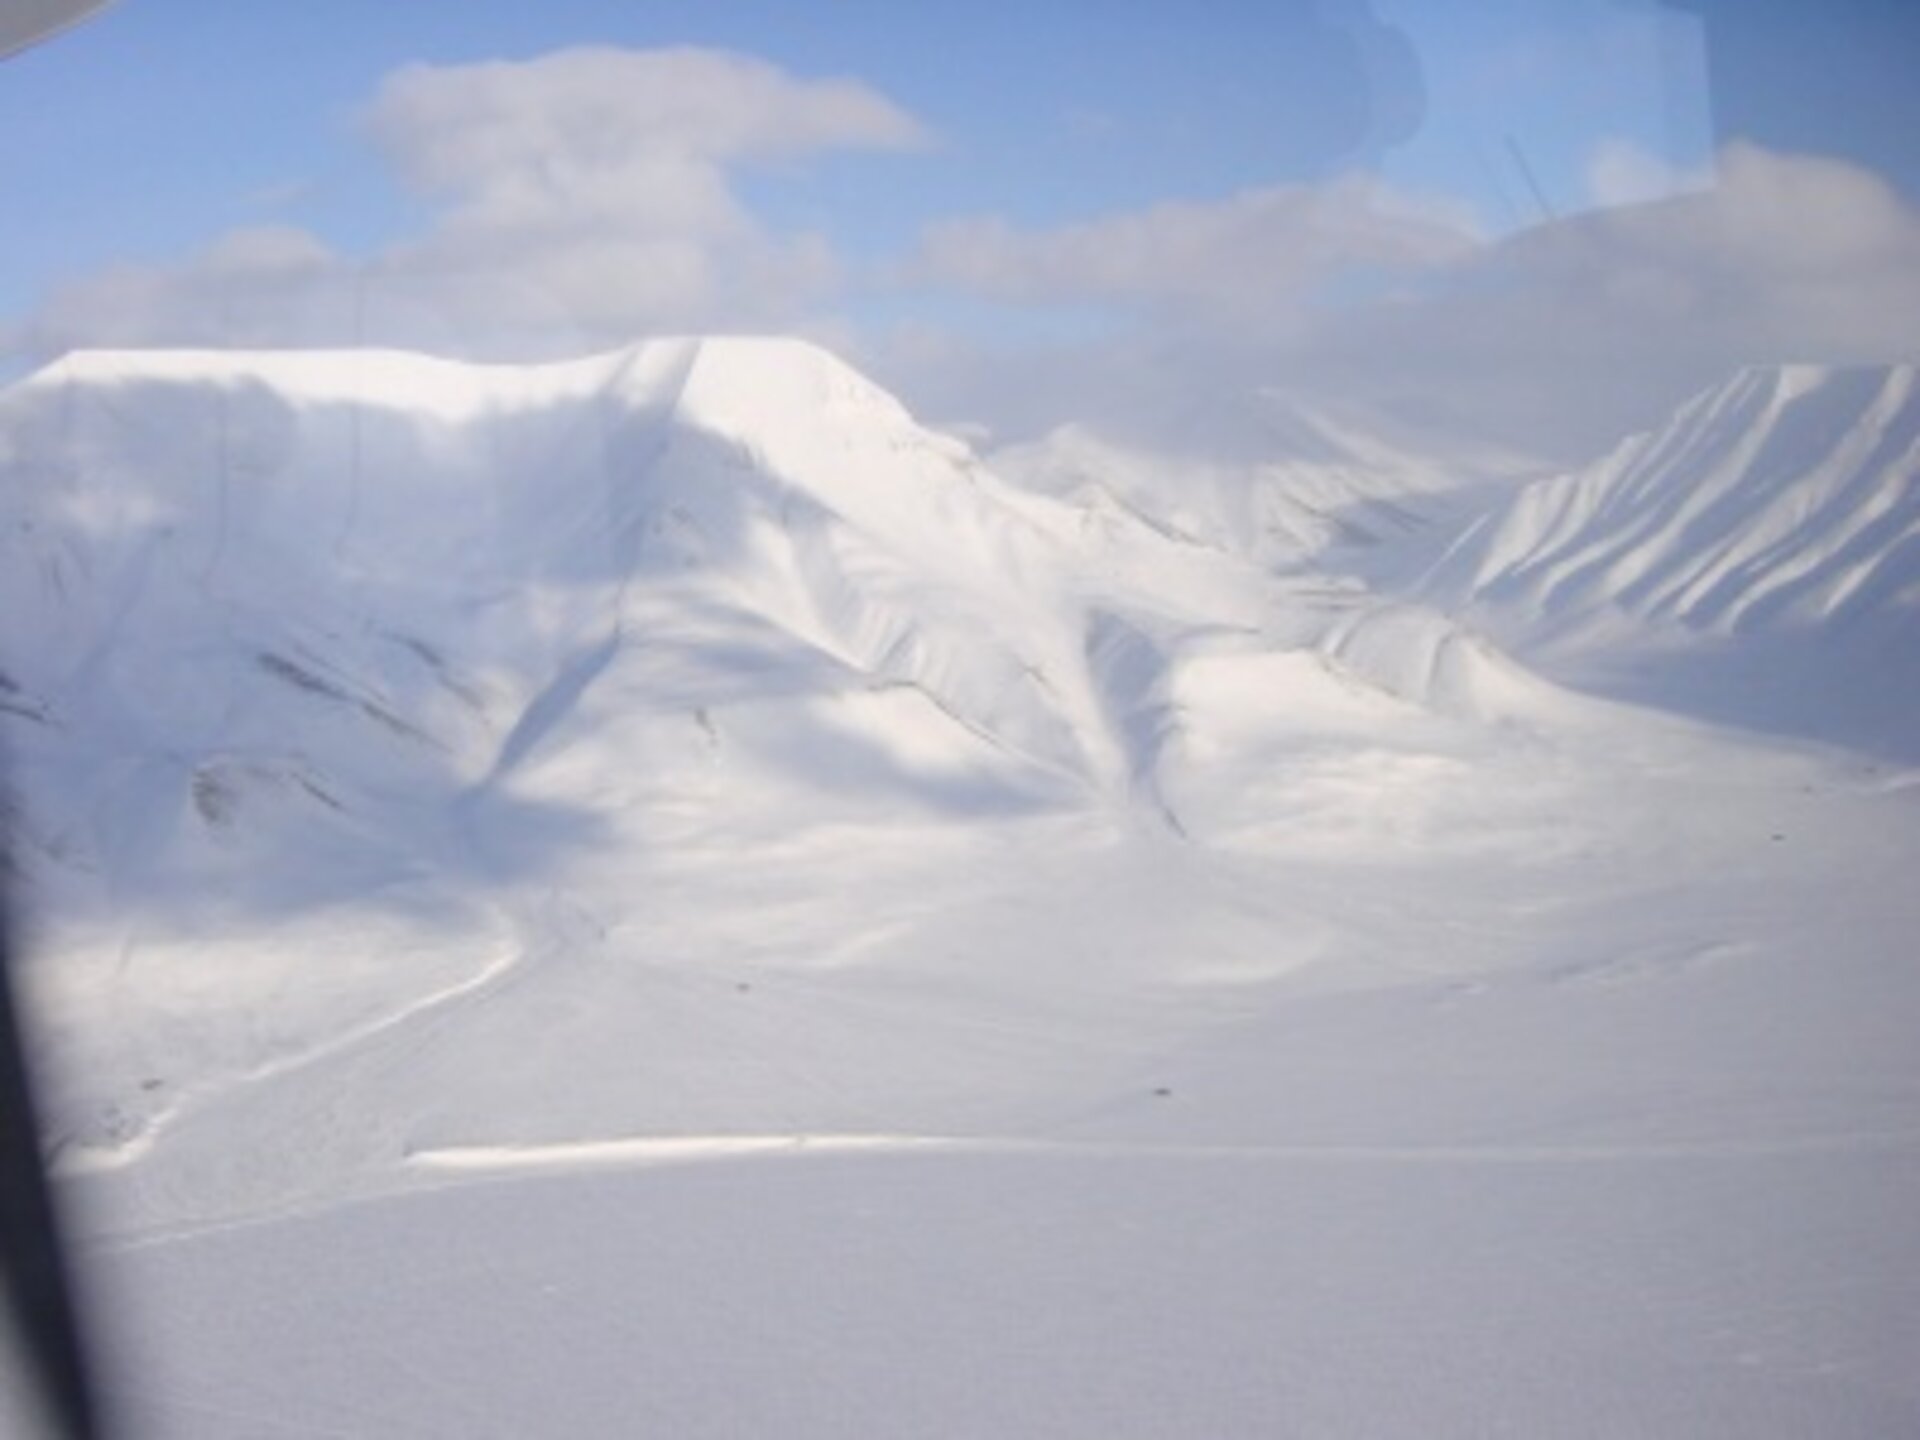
[52,936,526,1181]
[407,1133,957,1171]
[404,1125,1920,1177]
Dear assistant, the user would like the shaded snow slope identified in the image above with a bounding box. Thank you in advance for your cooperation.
[1429,365,1920,756]
[989,390,1526,576]
[1435,365,1920,635]
[0,340,1194,875]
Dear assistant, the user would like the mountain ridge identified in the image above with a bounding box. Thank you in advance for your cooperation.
[1430,362,1919,639]
[7,335,1562,923]
[1419,361,1920,758]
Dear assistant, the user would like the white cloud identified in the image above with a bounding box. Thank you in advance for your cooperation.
[201,225,336,274]
[912,178,1479,336]
[19,227,345,354]
[360,47,923,340]
[893,143,1920,459]
[13,47,924,361]
[1303,143,1920,453]
[367,47,921,241]
[1584,137,1709,210]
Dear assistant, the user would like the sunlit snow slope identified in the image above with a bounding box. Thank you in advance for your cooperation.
[1431,364,1920,755]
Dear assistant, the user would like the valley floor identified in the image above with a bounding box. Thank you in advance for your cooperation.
[16,707,1920,1438]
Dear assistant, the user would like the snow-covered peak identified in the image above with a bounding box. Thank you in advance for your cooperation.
[1433,362,1920,638]
[27,345,619,422]
[1419,362,1920,758]
[21,335,899,432]
[673,335,920,433]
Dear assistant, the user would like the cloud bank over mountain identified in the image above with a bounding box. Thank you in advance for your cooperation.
[894,143,1920,459]
[8,42,1920,463]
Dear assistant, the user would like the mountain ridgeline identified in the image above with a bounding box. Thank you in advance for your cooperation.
[1426,363,1919,756]
[2,342,1915,911]
[0,338,1553,912]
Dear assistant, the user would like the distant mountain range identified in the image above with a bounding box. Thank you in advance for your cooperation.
[0,339,1540,912]
[4,342,1915,919]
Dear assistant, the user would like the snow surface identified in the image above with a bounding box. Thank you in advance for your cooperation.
[2,341,1917,1437]
[1428,364,1920,759]
[986,398,1519,577]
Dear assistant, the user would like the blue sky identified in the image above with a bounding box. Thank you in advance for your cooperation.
[1,1,1709,299]
[3,1,1917,455]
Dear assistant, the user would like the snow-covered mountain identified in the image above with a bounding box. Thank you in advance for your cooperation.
[0,337,1584,1169]
[1434,364,1919,636]
[990,389,1525,574]
[0,338,1576,911]
[1427,364,1920,755]
[5,342,1918,1440]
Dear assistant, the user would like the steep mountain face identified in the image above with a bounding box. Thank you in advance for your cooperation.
[1427,364,1920,755]
[0,338,1545,922]
[1434,365,1920,639]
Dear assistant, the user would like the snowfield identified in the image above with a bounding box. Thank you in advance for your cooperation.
[2,341,1917,1437]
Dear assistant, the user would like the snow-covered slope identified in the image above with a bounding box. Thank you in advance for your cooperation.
[0,342,1134,879]
[1436,365,1919,636]
[990,386,1525,575]
[1428,364,1920,754]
